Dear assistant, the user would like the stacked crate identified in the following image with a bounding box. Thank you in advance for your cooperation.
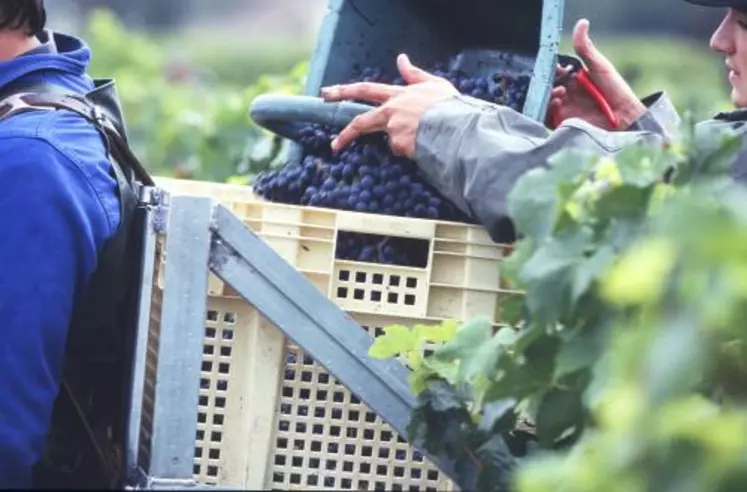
[154,178,518,490]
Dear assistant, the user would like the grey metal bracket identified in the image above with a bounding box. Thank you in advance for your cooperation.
[127,192,490,490]
[125,186,168,482]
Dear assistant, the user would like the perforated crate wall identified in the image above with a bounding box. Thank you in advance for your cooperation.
[193,298,287,487]
[200,205,511,327]
[142,263,478,489]
[268,312,455,491]
[177,294,457,490]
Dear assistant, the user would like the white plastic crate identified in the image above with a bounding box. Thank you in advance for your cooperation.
[159,178,518,326]
[143,280,456,490]
[154,177,258,203]
[190,300,455,490]
[148,178,518,490]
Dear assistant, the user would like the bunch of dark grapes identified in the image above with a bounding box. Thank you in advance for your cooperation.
[254,52,532,267]
[336,232,430,267]
[351,53,531,111]
[255,133,471,221]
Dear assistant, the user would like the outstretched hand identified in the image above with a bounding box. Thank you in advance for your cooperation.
[548,19,646,130]
[321,54,458,158]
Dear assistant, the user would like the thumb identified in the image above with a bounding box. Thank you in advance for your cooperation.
[572,18,610,71]
[397,54,439,85]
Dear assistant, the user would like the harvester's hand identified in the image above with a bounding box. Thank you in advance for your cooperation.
[549,18,645,130]
[321,54,458,158]
[548,65,620,130]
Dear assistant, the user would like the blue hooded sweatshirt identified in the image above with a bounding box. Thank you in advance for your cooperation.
[0,31,120,487]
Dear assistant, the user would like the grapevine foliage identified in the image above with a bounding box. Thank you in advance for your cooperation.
[253,53,532,267]
[370,120,747,491]
[85,9,306,183]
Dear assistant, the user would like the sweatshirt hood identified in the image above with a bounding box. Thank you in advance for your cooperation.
[0,30,94,95]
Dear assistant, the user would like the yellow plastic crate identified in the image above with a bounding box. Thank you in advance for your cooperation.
[154,176,258,202]
[159,178,517,326]
[152,178,517,490]
[190,300,455,490]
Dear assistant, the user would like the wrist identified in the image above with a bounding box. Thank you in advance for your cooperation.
[616,98,647,128]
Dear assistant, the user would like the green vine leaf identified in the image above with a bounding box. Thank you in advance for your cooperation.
[434,317,494,363]
[553,326,608,381]
[534,387,585,448]
[368,324,419,362]
[479,399,519,434]
[498,295,527,327]
[407,380,474,461]
[518,226,595,325]
[506,167,560,241]
[413,320,460,343]
[474,435,518,492]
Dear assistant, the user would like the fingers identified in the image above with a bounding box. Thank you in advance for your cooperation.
[397,53,441,85]
[331,108,388,152]
[555,63,574,75]
[554,64,575,86]
[551,86,567,99]
[557,64,574,78]
[572,18,611,71]
[321,82,404,104]
[572,18,593,63]
[546,97,564,128]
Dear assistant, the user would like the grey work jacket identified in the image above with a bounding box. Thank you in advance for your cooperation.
[414,92,747,243]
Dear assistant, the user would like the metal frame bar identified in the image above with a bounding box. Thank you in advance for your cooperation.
[524,0,565,122]
[127,192,488,489]
[148,196,214,479]
[125,187,164,486]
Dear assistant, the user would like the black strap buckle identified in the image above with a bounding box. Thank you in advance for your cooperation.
[0,93,55,120]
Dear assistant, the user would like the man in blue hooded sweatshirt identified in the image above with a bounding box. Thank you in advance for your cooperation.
[0,1,123,487]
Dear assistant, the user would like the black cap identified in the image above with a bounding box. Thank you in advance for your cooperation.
[683,0,747,7]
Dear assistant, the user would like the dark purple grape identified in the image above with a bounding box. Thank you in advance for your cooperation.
[360,175,375,190]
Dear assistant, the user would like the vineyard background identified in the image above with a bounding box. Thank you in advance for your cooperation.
[45,1,732,184]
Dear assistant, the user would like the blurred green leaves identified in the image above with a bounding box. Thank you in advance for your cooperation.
[370,121,747,491]
[84,8,307,182]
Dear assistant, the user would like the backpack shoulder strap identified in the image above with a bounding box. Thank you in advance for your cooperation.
[0,79,154,187]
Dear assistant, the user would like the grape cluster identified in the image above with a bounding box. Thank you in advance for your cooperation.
[254,51,532,267]
[336,232,429,268]
[255,134,471,221]
[351,53,531,112]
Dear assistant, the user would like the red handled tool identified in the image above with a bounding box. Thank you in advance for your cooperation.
[550,54,619,130]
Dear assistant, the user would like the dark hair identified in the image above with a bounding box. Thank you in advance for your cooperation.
[0,0,45,36]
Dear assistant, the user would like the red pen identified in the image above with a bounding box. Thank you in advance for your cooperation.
[550,54,619,130]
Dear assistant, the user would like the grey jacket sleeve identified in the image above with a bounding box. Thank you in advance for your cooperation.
[414,93,681,242]
[627,92,681,138]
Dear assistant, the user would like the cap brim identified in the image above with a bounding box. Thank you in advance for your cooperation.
[683,0,747,7]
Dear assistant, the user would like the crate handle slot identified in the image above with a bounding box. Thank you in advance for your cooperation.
[249,94,374,142]
[336,212,436,241]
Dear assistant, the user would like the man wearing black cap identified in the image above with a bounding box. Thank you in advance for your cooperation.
[321,4,747,243]
[0,1,126,488]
